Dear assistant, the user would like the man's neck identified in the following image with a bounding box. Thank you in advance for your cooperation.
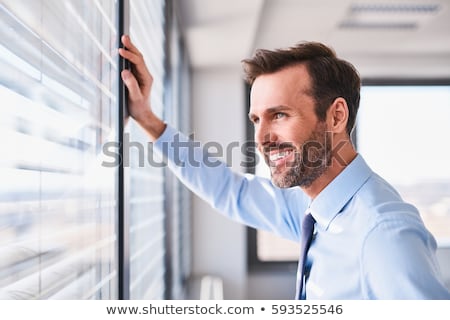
[302,141,357,199]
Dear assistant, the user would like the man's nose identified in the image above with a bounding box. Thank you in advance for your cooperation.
[255,121,277,147]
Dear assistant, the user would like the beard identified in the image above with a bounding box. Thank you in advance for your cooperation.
[269,122,331,188]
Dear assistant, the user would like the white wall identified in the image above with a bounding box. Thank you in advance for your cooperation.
[190,68,247,299]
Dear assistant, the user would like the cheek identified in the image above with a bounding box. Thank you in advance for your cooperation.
[278,124,306,145]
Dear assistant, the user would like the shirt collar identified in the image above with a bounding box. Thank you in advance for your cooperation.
[309,154,372,230]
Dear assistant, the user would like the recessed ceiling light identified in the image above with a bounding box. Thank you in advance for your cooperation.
[339,2,441,30]
[350,3,440,13]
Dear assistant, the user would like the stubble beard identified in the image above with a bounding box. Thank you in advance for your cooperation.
[270,122,331,189]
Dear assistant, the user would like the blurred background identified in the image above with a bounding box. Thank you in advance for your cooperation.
[0,0,449,299]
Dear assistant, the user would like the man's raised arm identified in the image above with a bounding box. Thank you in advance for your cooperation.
[115,34,308,242]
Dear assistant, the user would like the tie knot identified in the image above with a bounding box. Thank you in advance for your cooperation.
[302,213,316,235]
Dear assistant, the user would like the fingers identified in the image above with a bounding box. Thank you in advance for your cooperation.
[119,34,152,81]
[121,69,141,101]
[121,34,138,53]
[119,34,153,105]
[118,47,142,65]
[119,35,143,65]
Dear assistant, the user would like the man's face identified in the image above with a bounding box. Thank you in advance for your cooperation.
[248,64,331,188]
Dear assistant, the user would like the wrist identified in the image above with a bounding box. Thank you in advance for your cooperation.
[137,110,166,141]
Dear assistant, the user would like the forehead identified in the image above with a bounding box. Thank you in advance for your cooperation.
[249,64,313,114]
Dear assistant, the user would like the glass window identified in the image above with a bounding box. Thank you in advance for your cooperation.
[0,0,119,299]
[357,84,450,245]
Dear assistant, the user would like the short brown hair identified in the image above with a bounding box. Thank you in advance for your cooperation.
[242,42,361,135]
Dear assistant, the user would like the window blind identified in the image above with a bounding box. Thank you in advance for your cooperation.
[0,0,119,299]
[128,0,167,300]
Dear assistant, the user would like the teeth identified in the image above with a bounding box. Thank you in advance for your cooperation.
[269,150,290,161]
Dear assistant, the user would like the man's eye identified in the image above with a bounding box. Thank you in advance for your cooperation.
[274,112,285,119]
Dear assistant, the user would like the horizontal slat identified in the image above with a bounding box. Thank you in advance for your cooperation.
[130,170,164,182]
[130,233,165,263]
[130,250,165,292]
[0,169,116,202]
[129,195,165,205]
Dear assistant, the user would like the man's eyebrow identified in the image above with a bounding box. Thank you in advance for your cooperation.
[248,105,292,121]
[265,105,291,113]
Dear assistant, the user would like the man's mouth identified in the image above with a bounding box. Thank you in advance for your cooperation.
[269,149,292,161]
[267,148,295,166]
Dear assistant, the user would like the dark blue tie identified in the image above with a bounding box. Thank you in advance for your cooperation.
[295,212,316,299]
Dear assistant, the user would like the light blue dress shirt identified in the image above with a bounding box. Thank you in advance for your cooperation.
[154,125,450,299]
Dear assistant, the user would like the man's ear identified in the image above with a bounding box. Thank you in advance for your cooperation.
[327,97,349,134]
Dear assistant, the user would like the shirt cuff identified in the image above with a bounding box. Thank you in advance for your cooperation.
[152,124,192,163]
[153,124,179,150]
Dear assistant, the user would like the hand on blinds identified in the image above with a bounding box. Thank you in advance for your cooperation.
[119,34,166,141]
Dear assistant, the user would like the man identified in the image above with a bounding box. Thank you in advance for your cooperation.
[118,35,450,299]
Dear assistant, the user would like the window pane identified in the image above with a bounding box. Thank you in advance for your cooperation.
[357,85,450,245]
[0,0,119,299]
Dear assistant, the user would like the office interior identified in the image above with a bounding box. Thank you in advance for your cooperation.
[0,0,449,299]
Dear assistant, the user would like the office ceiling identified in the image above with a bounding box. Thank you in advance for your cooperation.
[175,0,450,78]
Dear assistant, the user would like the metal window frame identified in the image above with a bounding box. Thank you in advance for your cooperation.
[118,0,130,300]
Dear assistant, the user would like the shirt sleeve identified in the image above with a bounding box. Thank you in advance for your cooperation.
[361,210,450,299]
[152,125,310,242]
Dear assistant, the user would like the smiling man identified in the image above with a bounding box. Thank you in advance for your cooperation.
[119,35,450,299]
